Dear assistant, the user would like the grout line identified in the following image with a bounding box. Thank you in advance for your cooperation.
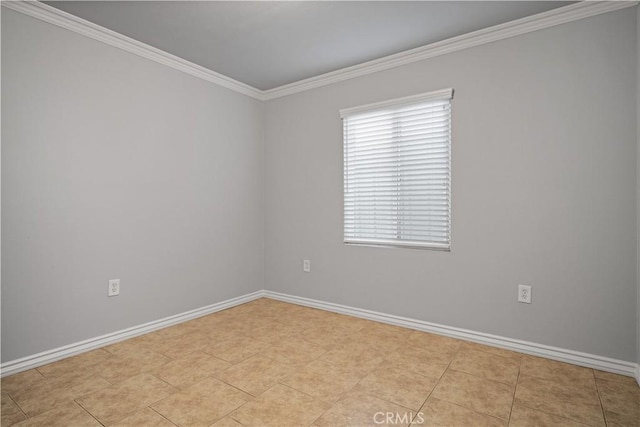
[445,363,520,388]
[7,392,29,420]
[269,378,337,425]
[95,374,115,387]
[507,355,524,425]
[416,342,521,424]
[514,376,606,426]
[210,371,259,399]
[409,345,459,424]
[275,382,317,400]
[147,373,180,392]
[514,401,601,427]
[148,406,180,426]
[594,372,610,427]
[34,367,49,379]
[74,399,106,426]
[228,406,249,426]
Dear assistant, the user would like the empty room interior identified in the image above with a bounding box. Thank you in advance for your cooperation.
[2,0,640,426]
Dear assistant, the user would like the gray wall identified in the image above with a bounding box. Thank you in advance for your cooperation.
[637,4,640,371]
[265,9,637,362]
[2,9,264,362]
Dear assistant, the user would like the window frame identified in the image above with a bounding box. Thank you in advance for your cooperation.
[340,88,453,251]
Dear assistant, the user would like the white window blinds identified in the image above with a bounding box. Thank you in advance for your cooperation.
[341,88,453,250]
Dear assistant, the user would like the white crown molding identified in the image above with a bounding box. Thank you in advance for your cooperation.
[1,0,265,101]
[264,291,639,378]
[2,1,636,101]
[0,290,263,378]
[262,0,639,100]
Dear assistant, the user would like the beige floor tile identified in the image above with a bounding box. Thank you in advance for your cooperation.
[300,306,338,319]
[450,348,520,386]
[152,377,250,427]
[98,347,171,383]
[110,407,176,427]
[214,355,295,396]
[594,370,639,387]
[414,397,506,426]
[323,314,371,333]
[13,401,101,427]
[354,366,438,411]
[102,336,151,357]
[117,346,172,370]
[383,346,452,379]
[232,299,282,314]
[460,342,523,362]
[152,351,232,389]
[596,378,640,426]
[320,343,386,376]
[407,332,461,358]
[231,383,330,427]
[285,307,339,326]
[514,375,605,427]
[350,323,413,351]
[243,312,287,327]
[313,391,415,427]
[431,370,514,420]
[509,404,590,426]
[91,355,149,385]
[208,316,265,337]
[1,370,47,395]
[247,322,304,344]
[299,324,355,351]
[602,411,640,427]
[169,318,216,336]
[203,335,268,364]
[36,349,113,382]
[211,416,244,426]
[76,373,177,425]
[187,310,228,326]
[205,324,251,343]
[197,307,266,333]
[210,306,262,322]
[2,300,622,427]
[142,327,178,340]
[149,332,213,359]
[1,393,27,426]
[520,356,596,390]
[261,335,327,367]
[11,373,111,417]
[280,359,363,403]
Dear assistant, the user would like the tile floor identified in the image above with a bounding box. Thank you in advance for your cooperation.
[1,298,638,426]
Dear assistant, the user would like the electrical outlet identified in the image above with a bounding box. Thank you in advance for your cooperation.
[303,259,311,273]
[108,279,120,297]
[518,284,531,304]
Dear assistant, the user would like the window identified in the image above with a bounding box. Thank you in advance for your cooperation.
[341,88,453,250]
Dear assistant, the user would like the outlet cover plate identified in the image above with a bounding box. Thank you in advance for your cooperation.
[518,284,531,304]
[108,279,120,297]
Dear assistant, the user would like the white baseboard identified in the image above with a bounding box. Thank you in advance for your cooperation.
[264,291,639,379]
[3,289,637,381]
[0,290,264,378]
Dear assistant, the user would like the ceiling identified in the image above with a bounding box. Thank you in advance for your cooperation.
[45,1,573,91]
